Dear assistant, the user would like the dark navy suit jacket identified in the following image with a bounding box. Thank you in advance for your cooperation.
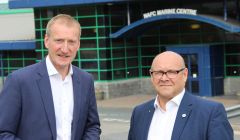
[128,92,233,140]
[0,60,101,140]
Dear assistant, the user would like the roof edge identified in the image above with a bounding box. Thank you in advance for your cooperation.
[9,0,128,9]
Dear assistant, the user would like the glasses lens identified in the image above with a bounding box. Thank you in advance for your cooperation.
[153,71,162,78]
[150,68,184,79]
[167,71,178,78]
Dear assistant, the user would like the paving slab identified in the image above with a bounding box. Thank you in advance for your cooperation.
[97,94,240,109]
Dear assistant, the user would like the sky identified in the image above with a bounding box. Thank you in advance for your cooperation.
[0,0,8,3]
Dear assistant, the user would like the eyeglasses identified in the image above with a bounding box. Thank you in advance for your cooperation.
[149,68,185,79]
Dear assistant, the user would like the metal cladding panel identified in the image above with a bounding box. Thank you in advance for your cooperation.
[0,41,36,50]
[9,0,129,9]
[0,13,35,41]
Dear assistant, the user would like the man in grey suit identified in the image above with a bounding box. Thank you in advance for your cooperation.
[128,51,233,140]
[0,14,101,140]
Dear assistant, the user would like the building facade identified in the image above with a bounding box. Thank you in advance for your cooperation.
[0,2,35,90]
[6,0,240,98]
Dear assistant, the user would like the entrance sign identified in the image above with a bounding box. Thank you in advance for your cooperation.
[111,9,240,38]
[143,8,197,19]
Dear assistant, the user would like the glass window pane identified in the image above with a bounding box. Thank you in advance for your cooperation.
[160,21,179,34]
[112,38,124,47]
[112,48,125,58]
[226,66,240,76]
[81,39,97,48]
[185,81,190,92]
[25,60,36,66]
[141,47,159,56]
[88,71,98,80]
[190,54,198,77]
[82,28,97,37]
[226,55,240,65]
[97,17,105,26]
[127,68,139,77]
[127,58,138,67]
[125,38,138,46]
[113,59,125,68]
[113,70,125,79]
[202,33,222,43]
[142,57,154,66]
[57,7,78,16]
[111,16,126,26]
[141,36,159,45]
[99,50,110,59]
[100,60,111,69]
[225,44,240,53]
[98,28,107,37]
[160,35,179,44]
[142,68,150,76]
[99,39,107,48]
[181,34,201,44]
[127,48,138,57]
[192,81,199,94]
[78,18,96,26]
[9,60,22,67]
[72,60,79,67]
[100,71,112,80]
[77,6,95,15]
[81,61,98,69]
[80,50,97,59]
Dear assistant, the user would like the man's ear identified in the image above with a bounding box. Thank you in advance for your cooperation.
[183,68,188,82]
[44,34,49,49]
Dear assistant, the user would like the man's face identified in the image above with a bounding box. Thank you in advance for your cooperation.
[44,22,80,71]
[150,53,188,101]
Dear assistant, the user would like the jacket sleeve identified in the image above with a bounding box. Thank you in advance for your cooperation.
[0,74,22,140]
[208,103,233,140]
[82,78,101,140]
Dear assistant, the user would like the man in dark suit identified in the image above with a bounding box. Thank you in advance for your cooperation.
[128,51,233,140]
[0,14,101,140]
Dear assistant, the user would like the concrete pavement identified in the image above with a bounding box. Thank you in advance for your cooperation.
[97,94,240,108]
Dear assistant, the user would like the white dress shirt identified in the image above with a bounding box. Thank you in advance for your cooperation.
[147,89,185,140]
[46,56,74,140]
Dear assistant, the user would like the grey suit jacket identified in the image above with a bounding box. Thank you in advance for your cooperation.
[0,60,101,140]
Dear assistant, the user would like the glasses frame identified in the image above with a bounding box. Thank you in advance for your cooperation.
[149,68,186,79]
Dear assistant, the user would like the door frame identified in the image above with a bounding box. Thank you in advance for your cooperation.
[166,45,212,96]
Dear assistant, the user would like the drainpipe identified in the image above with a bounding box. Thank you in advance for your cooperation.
[127,2,130,25]
[224,0,228,21]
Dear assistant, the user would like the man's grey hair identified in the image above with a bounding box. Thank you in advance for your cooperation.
[45,14,81,38]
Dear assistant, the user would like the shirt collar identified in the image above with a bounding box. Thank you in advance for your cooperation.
[46,55,73,77]
[154,88,185,109]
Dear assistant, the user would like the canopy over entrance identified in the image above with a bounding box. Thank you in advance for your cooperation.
[110,14,240,38]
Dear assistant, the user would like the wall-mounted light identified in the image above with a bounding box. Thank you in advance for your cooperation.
[190,24,200,29]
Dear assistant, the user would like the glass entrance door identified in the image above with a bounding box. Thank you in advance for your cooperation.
[166,46,212,96]
[182,54,199,95]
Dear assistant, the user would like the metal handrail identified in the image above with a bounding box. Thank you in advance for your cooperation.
[226,104,240,119]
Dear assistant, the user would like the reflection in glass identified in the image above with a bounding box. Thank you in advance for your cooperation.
[192,81,199,94]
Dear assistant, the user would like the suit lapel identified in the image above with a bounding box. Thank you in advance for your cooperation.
[36,60,57,140]
[171,92,193,140]
[143,100,155,140]
[71,68,83,140]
